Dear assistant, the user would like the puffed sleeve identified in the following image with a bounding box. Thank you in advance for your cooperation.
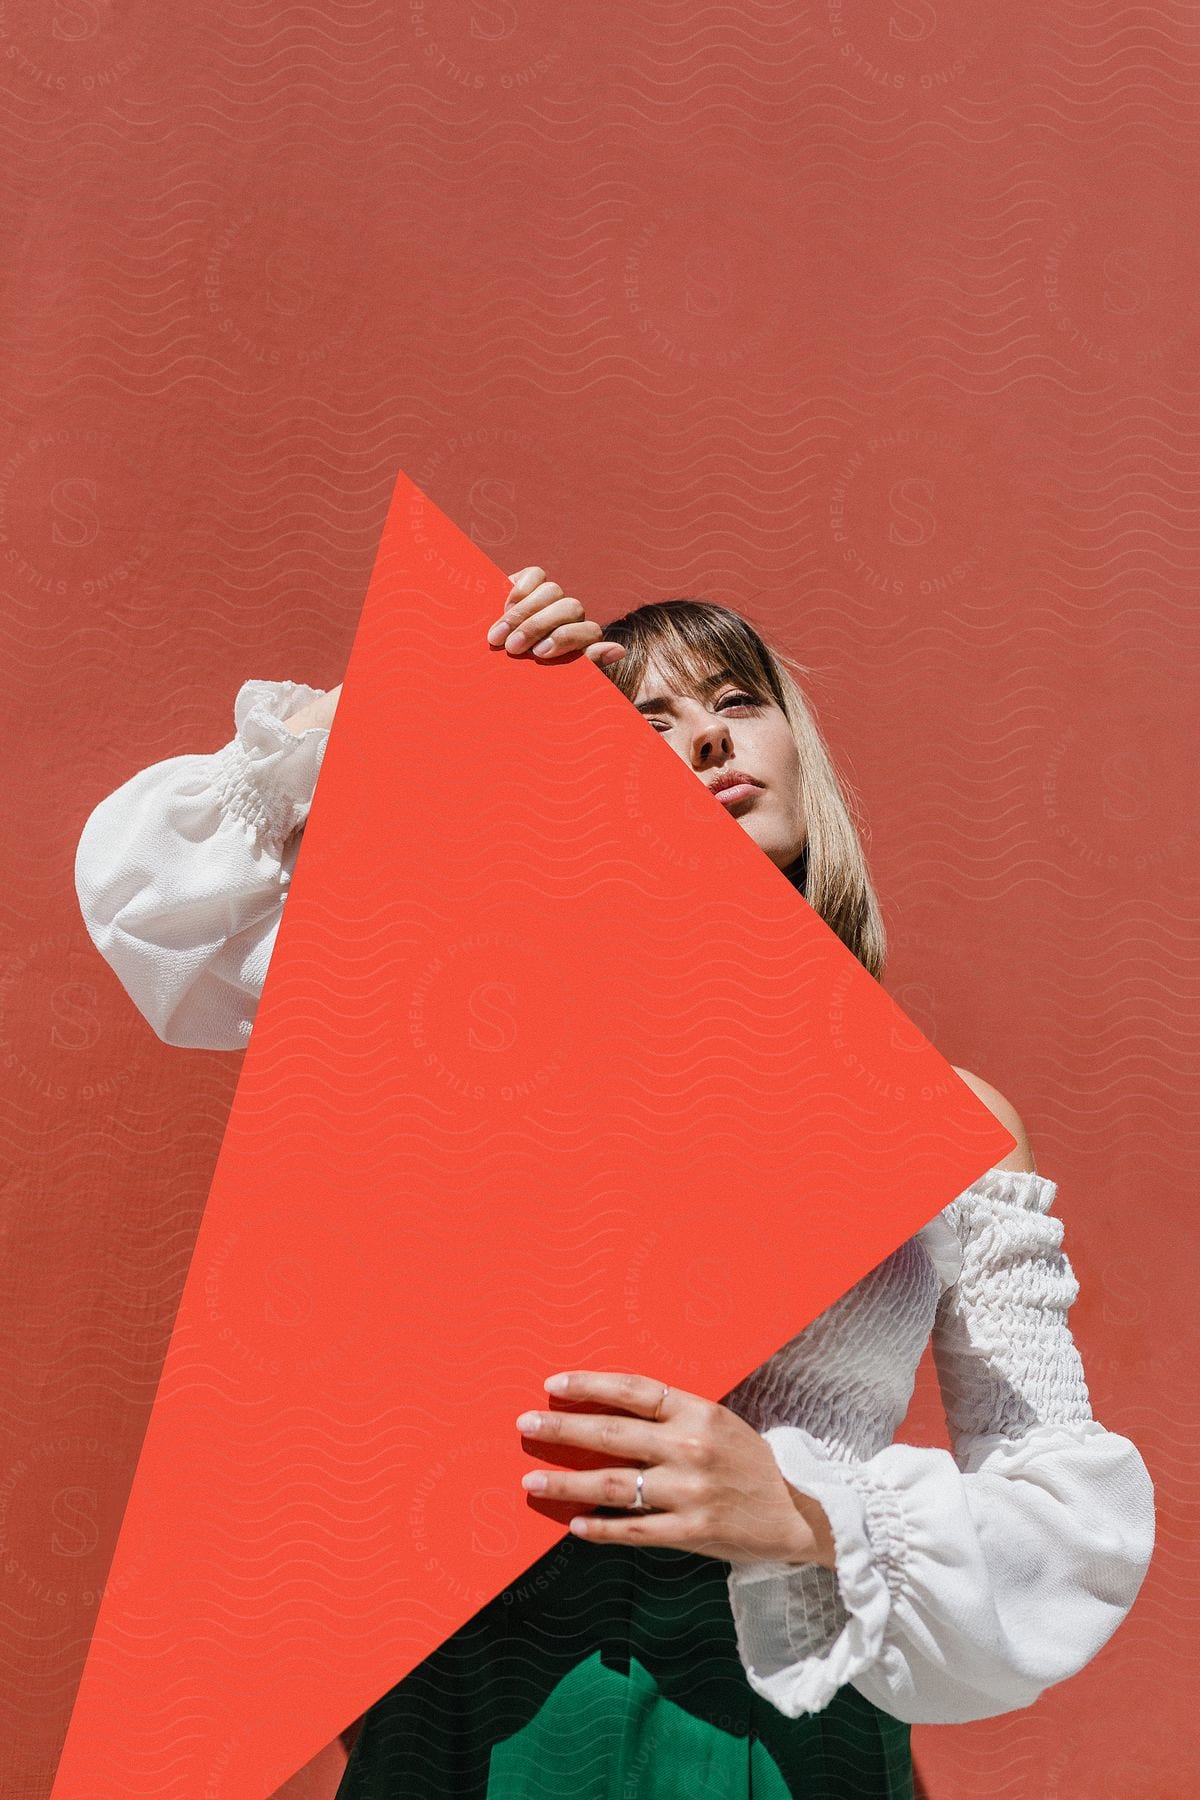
[725,1167,1156,1724]
[73,679,330,1052]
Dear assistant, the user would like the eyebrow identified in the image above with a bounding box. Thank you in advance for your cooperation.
[633,668,740,715]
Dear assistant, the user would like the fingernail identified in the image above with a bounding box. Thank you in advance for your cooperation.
[486,620,509,644]
[521,1472,547,1492]
[599,648,624,666]
[544,1373,569,1393]
[507,631,527,652]
[531,637,555,656]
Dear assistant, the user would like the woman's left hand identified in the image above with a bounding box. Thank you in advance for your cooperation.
[516,1368,837,1570]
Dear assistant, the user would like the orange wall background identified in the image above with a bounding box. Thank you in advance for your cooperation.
[1,5,1193,1796]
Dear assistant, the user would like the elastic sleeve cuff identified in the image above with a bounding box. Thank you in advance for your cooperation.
[211,679,330,855]
[725,1425,898,1716]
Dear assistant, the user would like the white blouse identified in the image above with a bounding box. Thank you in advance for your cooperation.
[73,677,1156,1728]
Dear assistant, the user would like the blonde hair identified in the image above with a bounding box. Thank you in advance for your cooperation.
[599,597,888,982]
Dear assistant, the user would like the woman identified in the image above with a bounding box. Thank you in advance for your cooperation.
[73,566,1155,1799]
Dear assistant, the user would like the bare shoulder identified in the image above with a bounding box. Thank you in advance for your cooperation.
[950,1067,1038,1174]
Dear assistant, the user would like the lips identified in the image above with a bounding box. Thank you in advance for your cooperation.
[713,782,761,807]
[706,771,763,798]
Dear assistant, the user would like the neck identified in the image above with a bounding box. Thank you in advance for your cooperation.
[781,842,809,896]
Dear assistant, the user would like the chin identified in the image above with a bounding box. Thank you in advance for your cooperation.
[741,825,777,861]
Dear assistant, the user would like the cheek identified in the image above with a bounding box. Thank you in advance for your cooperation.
[764,726,801,795]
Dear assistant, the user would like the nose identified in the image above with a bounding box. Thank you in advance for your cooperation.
[690,714,732,770]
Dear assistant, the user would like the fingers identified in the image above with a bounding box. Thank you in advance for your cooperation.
[505,596,585,653]
[486,572,625,666]
[485,607,584,656]
[506,566,546,600]
[505,576,565,621]
[516,1404,657,1464]
[541,1370,682,1416]
[522,621,626,667]
[567,1508,679,1544]
[486,575,572,652]
[585,640,626,667]
[520,1463,647,1509]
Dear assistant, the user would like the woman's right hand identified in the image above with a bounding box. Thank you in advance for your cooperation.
[486,566,627,667]
[286,565,625,738]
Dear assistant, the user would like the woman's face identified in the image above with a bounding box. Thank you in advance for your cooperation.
[633,654,807,871]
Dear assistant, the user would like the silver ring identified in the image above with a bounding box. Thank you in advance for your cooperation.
[631,1386,669,1512]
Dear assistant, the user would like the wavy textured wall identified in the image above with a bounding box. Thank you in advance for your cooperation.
[0,4,1193,1796]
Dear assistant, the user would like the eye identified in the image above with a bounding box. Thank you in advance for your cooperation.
[646,690,762,732]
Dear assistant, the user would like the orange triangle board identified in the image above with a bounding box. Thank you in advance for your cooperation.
[51,468,1013,1797]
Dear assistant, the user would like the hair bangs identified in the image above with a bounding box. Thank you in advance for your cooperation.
[600,598,783,712]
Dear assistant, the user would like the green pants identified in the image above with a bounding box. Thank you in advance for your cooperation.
[335,1511,914,1798]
